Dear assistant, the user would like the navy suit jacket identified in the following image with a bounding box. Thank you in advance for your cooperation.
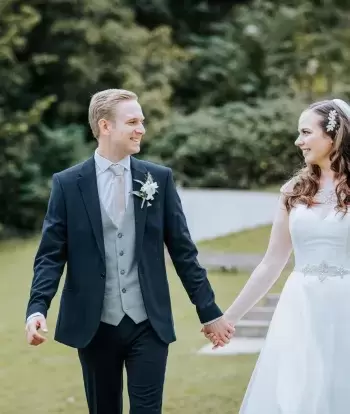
[26,156,222,348]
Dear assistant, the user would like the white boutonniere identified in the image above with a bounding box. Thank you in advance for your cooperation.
[132,172,159,208]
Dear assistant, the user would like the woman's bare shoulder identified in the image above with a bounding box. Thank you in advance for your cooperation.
[280,176,299,194]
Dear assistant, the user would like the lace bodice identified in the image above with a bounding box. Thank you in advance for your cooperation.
[224,182,350,325]
[290,187,350,273]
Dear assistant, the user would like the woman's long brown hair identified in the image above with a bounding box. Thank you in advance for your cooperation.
[284,100,350,214]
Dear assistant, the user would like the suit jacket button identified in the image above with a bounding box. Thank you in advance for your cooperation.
[120,270,125,275]
[118,233,123,238]
[122,288,126,293]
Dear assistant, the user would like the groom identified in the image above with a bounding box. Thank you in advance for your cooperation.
[25,88,233,413]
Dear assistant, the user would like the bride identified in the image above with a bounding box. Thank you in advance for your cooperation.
[206,98,350,413]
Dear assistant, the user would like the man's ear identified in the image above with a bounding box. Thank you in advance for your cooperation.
[98,118,110,136]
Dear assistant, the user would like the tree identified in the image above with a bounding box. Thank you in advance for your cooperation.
[0,1,85,235]
[17,0,185,140]
[173,1,306,111]
[148,97,305,188]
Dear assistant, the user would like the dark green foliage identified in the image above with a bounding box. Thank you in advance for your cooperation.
[1,0,350,235]
[148,98,305,188]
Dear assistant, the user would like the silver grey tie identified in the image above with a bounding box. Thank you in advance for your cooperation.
[109,164,126,226]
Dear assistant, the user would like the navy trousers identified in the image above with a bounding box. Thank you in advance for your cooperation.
[78,315,169,414]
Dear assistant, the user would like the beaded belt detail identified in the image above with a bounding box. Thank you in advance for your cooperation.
[297,261,350,282]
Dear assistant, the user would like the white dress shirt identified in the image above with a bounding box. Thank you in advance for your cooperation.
[94,150,132,210]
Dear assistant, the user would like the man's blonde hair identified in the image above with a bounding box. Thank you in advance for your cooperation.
[88,89,138,138]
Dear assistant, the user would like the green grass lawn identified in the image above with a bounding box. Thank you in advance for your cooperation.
[198,224,272,253]
[0,227,287,414]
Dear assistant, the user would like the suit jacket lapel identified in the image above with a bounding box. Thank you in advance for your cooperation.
[77,156,105,262]
[131,157,148,262]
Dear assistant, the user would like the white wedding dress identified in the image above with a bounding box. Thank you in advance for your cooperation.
[226,182,350,414]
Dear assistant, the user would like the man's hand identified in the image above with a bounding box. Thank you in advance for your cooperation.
[25,315,48,346]
[201,317,235,349]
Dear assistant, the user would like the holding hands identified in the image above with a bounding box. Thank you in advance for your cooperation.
[201,316,235,349]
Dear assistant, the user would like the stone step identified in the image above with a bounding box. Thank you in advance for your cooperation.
[198,337,265,356]
[263,293,280,307]
[234,320,270,338]
[242,306,275,321]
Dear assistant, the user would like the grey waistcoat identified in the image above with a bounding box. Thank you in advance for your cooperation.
[100,195,147,326]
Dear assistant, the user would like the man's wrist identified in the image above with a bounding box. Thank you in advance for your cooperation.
[26,312,44,324]
[197,302,223,324]
[203,316,222,326]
